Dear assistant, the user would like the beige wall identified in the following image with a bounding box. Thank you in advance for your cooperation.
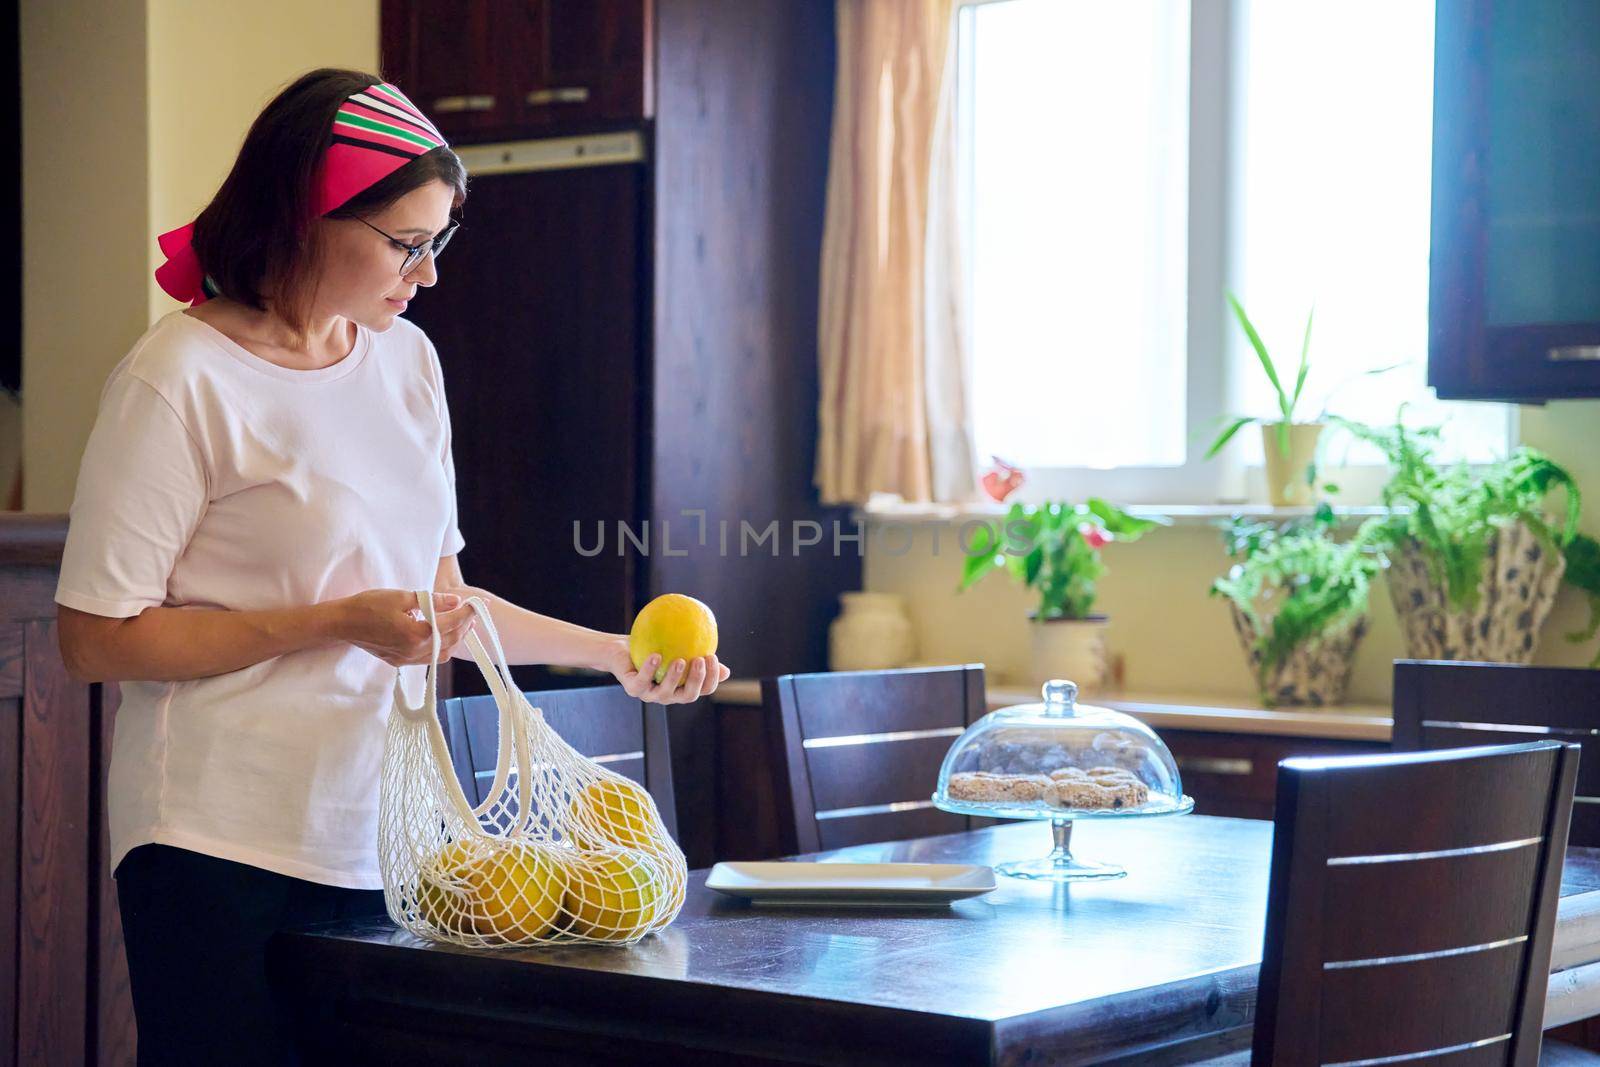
[146,1,380,322]
[0,393,20,505]
[20,0,378,513]
[866,400,1600,705]
[21,0,151,513]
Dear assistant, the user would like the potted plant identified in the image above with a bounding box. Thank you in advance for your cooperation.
[960,498,1165,691]
[1206,294,1322,506]
[1211,506,1383,707]
[1333,415,1600,665]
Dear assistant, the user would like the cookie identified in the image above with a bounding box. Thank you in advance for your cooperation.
[1047,766,1149,810]
[947,771,1054,804]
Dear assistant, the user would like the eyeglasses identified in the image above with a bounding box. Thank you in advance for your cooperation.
[352,216,460,276]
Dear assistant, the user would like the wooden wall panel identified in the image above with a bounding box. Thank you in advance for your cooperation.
[0,685,19,1066]
[650,0,857,679]
[1,516,134,1065]
[19,618,89,1065]
[0,627,23,700]
[95,681,134,1067]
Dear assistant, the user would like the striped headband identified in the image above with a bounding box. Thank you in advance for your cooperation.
[155,81,449,306]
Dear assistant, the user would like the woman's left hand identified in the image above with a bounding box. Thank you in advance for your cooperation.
[597,636,730,704]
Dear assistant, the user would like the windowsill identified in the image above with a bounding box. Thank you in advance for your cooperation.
[853,499,1390,527]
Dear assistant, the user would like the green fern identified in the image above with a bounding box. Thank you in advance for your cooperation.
[1211,508,1383,698]
[1328,413,1600,665]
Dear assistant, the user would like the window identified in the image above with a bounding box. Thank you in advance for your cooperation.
[958,0,1511,506]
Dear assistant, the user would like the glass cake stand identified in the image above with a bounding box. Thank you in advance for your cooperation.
[931,679,1195,881]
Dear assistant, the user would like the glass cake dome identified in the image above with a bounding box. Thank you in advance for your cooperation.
[931,679,1194,881]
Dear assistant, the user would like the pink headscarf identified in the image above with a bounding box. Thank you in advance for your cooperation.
[154,82,448,306]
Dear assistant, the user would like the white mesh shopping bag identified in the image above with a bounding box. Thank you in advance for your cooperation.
[379,591,687,946]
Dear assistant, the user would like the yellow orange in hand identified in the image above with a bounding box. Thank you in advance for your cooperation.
[629,594,717,684]
[563,848,664,941]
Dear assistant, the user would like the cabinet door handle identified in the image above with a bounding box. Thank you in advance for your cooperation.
[432,94,496,114]
[526,87,591,106]
[1547,345,1600,362]
[1175,755,1254,777]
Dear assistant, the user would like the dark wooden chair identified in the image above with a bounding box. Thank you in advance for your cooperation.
[759,664,988,853]
[1245,741,1581,1065]
[440,684,678,841]
[1393,660,1600,845]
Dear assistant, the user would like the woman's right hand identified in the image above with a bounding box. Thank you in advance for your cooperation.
[334,590,477,666]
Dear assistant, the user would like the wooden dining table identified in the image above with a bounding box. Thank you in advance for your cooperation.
[271,815,1600,1065]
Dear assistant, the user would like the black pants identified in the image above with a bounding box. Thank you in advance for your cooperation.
[114,843,388,1066]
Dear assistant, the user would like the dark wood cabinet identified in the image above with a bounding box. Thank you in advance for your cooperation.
[382,1,509,141]
[0,517,135,1066]
[1431,0,1600,400]
[408,152,647,650]
[1162,729,1385,821]
[381,0,650,144]
[396,1,858,696]
[531,0,650,125]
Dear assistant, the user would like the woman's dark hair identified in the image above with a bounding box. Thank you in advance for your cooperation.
[190,68,467,338]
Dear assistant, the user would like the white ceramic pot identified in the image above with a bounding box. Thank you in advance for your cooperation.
[828,592,917,671]
[1028,615,1110,692]
[1261,422,1324,507]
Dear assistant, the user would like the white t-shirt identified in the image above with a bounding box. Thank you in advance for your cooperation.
[56,309,464,889]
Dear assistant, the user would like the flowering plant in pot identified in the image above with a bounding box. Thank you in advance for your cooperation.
[1206,293,1323,506]
[1211,505,1384,707]
[1331,415,1600,665]
[960,497,1165,691]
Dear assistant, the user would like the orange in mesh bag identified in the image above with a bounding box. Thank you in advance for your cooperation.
[379,591,687,946]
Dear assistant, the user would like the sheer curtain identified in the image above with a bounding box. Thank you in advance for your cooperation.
[815,0,977,506]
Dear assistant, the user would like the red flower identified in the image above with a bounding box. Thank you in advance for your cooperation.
[980,456,1024,503]
[1078,523,1110,550]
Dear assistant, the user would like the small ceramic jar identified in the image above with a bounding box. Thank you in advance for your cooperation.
[828,592,916,671]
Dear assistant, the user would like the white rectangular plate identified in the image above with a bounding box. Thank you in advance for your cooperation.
[705,862,996,906]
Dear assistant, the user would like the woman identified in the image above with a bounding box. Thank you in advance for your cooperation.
[54,69,728,1065]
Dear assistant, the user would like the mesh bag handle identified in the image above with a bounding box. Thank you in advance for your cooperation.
[390,591,534,826]
[389,591,474,828]
[457,597,537,824]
